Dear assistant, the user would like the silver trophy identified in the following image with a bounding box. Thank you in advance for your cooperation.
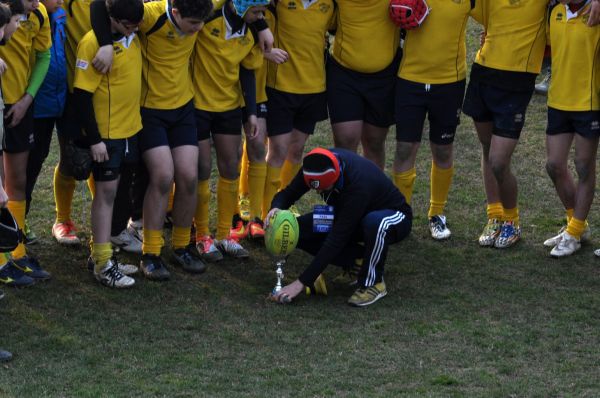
[272,257,286,294]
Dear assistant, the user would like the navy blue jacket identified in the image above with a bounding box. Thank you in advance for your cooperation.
[34,8,66,119]
[271,148,411,286]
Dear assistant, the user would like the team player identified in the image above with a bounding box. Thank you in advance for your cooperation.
[393,0,475,240]
[50,0,115,246]
[192,0,268,260]
[268,148,412,307]
[25,0,66,244]
[0,0,37,288]
[464,0,548,248]
[74,0,144,286]
[260,0,334,229]
[543,0,600,257]
[327,0,400,169]
[0,0,52,280]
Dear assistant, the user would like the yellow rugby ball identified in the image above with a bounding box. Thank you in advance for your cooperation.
[265,210,299,257]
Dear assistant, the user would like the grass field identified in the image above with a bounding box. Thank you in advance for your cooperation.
[2,25,600,397]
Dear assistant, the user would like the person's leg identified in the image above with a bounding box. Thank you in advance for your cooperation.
[545,132,575,241]
[5,151,30,260]
[553,133,599,257]
[361,123,388,170]
[349,209,412,307]
[264,132,291,218]
[281,129,308,187]
[91,178,120,271]
[26,117,55,215]
[246,117,267,233]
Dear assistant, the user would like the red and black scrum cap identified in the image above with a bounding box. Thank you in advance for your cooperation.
[302,148,340,190]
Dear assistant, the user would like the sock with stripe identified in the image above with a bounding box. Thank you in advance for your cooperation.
[142,229,164,256]
[503,207,520,227]
[171,225,191,250]
[566,217,586,240]
[486,202,504,220]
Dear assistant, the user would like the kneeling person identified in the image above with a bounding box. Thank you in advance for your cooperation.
[269,148,412,307]
[74,0,144,287]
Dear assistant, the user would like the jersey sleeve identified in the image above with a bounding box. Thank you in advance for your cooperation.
[241,43,264,70]
[73,35,103,93]
[33,5,52,52]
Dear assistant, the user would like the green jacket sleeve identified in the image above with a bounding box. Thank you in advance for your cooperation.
[26,49,51,98]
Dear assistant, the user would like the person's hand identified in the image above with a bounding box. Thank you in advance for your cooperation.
[258,27,274,53]
[90,142,109,162]
[0,58,8,75]
[92,45,113,74]
[264,48,289,64]
[584,0,600,26]
[264,207,281,228]
[272,279,304,303]
[5,94,33,128]
[244,115,259,140]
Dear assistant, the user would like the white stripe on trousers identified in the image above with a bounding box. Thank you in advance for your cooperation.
[366,211,406,287]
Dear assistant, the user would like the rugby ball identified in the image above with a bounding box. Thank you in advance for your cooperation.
[265,210,299,257]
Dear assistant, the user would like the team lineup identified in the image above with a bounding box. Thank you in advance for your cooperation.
[0,0,598,356]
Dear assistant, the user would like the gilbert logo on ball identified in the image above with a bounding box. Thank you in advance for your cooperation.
[265,210,300,257]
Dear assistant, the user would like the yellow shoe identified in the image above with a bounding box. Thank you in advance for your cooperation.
[348,282,387,307]
[305,274,327,295]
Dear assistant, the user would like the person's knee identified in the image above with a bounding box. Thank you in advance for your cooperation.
[218,158,240,180]
[431,144,453,166]
[574,157,595,182]
[545,159,565,181]
[395,141,415,163]
[149,171,174,196]
[489,155,510,182]
[247,139,266,162]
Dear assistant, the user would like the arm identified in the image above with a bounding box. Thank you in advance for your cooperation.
[90,0,114,73]
[585,0,600,26]
[298,191,371,286]
[73,88,108,162]
[251,19,273,53]
[5,49,50,127]
[240,66,258,139]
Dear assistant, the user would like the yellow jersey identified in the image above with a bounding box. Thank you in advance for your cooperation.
[331,0,399,73]
[266,0,335,94]
[191,6,263,112]
[74,31,143,139]
[63,0,93,92]
[138,0,197,110]
[473,0,547,74]
[0,4,51,103]
[399,0,473,84]
[548,3,600,111]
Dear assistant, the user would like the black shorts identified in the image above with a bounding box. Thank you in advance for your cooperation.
[266,88,328,136]
[326,52,400,128]
[242,102,268,121]
[3,103,34,153]
[395,78,465,145]
[546,107,600,138]
[92,135,140,182]
[138,101,197,152]
[463,79,533,140]
[195,108,242,141]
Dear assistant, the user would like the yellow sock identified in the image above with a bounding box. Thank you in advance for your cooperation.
[486,202,504,220]
[566,208,574,224]
[428,162,454,218]
[280,160,301,189]
[91,242,112,273]
[142,229,164,256]
[503,207,520,226]
[0,253,8,267]
[392,168,416,205]
[262,164,282,219]
[8,200,26,259]
[167,184,175,213]
[53,166,76,223]
[248,161,267,220]
[195,180,210,238]
[239,140,250,196]
[171,225,191,250]
[87,174,95,199]
[566,217,586,240]
[217,176,239,240]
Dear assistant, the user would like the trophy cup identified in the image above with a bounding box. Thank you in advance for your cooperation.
[272,257,286,294]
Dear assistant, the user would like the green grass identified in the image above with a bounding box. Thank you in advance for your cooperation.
[2,26,600,396]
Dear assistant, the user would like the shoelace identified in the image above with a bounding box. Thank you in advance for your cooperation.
[105,263,126,283]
